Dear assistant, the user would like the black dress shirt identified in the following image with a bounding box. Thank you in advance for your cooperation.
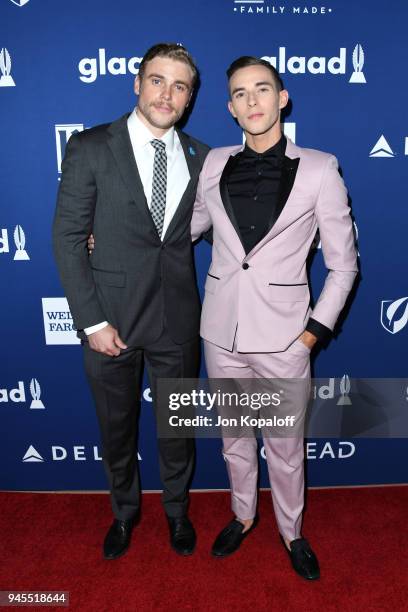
[227,136,286,254]
[226,135,331,345]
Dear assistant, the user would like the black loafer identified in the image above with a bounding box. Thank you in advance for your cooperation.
[167,516,196,556]
[280,535,320,580]
[212,517,258,558]
[103,518,135,560]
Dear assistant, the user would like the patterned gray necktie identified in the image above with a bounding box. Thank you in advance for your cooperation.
[150,139,167,238]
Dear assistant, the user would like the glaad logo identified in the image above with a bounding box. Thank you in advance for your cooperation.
[23,445,44,462]
[0,226,30,260]
[22,445,142,462]
[0,379,45,408]
[55,124,85,174]
[30,378,45,409]
[311,377,352,402]
[0,48,15,87]
[41,297,80,345]
[349,44,366,83]
[78,49,142,84]
[261,44,366,83]
[369,135,394,158]
[381,297,408,334]
[13,225,30,260]
[337,374,351,405]
[9,0,30,5]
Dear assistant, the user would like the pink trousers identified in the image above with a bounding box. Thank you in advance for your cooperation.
[204,335,311,541]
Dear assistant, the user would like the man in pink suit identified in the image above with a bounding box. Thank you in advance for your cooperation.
[191,56,358,579]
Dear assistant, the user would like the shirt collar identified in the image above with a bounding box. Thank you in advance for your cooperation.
[243,134,287,160]
[127,108,175,154]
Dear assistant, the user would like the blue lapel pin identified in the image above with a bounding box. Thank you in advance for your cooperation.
[189,146,196,156]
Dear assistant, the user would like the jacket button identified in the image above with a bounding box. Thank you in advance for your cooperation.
[242,263,249,270]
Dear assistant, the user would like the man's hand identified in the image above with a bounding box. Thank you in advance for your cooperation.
[298,330,317,350]
[88,324,127,356]
[88,233,95,254]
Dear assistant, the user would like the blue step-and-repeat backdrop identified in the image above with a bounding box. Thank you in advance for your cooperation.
[1,0,407,492]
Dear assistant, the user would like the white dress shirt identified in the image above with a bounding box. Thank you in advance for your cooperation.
[85,109,191,336]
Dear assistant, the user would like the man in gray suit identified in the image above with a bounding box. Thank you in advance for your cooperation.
[53,43,209,560]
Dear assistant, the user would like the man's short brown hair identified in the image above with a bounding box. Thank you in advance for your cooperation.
[138,43,198,88]
[227,56,284,93]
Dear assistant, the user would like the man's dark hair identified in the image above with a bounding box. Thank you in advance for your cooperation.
[138,43,198,88]
[226,56,284,93]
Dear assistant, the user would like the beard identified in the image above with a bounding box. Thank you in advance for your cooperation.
[138,99,183,131]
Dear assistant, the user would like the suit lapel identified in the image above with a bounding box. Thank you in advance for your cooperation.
[177,129,202,180]
[162,129,202,242]
[219,153,246,249]
[246,138,302,259]
[107,114,158,234]
[265,155,300,233]
[217,140,300,255]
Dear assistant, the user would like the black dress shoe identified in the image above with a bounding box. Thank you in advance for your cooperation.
[280,535,320,580]
[103,519,135,560]
[212,517,258,558]
[167,516,196,556]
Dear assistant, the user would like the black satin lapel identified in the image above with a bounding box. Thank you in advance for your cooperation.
[267,156,300,232]
[219,154,243,242]
[107,125,157,232]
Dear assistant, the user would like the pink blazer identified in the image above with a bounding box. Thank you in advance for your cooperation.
[191,138,358,352]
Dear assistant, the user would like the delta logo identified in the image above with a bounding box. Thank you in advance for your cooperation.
[22,444,142,462]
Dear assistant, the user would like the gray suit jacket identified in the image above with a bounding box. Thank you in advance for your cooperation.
[53,113,209,346]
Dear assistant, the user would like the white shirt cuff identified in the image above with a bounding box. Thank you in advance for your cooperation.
[84,321,109,335]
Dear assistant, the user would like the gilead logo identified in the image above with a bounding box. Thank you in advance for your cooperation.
[381,297,408,334]
[261,441,356,460]
[306,441,355,459]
